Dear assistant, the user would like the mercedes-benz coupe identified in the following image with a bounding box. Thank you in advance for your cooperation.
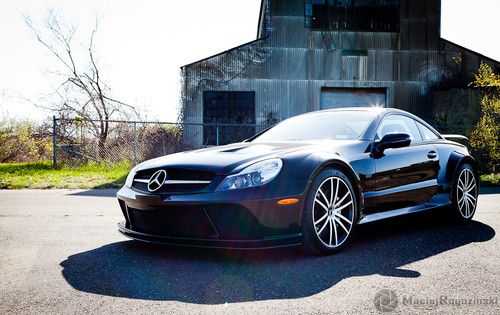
[117,108,479,255]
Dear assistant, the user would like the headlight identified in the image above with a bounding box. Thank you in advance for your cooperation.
[217,158,283,191]
[125,164,141,188]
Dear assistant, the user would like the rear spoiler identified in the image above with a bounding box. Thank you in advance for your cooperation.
[442,134,469,142]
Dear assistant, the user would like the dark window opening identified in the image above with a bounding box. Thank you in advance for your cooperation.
[203,91,256,145]
[305,0,400,32]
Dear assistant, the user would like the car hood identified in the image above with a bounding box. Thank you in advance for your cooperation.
[137,142,318,175]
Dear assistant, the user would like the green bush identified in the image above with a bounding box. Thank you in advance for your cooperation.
[0,117,52,163]
[137,124,184,161]
[469,63,500,173]
[480,173,500,187]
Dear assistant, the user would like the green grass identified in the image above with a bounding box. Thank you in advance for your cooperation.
[480,173,500,187]
[0,161,130,189]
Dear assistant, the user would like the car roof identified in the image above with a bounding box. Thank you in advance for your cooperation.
[297,107,408,121]
[315,107,402,114]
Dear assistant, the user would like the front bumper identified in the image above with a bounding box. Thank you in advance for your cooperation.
[116,184,307,249]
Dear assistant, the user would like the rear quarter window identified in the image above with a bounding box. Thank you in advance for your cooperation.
[416,122,440,141]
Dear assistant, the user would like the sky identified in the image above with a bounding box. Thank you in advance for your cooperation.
[0,0,498,123]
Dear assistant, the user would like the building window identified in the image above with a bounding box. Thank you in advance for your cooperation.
[203,91,255,145]
[305,0,400,32]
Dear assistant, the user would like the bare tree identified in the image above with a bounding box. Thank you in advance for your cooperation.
[24,10,139,158]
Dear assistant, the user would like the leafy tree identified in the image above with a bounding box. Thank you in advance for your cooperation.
[469,62,500,173]
[471,62,500,88]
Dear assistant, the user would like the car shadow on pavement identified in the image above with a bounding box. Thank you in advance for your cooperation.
[60,210,495,304]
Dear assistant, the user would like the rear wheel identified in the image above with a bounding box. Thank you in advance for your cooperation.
[451,164,478,221]
[302,168,357,255]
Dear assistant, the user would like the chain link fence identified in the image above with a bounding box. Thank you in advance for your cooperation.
[52,117,270,168]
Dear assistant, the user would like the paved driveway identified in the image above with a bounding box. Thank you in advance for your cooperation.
[0,188,499,314]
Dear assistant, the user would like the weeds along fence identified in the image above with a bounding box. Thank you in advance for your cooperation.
[52,117,270,168]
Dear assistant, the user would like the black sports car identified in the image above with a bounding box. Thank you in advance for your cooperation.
[117,108,479,254]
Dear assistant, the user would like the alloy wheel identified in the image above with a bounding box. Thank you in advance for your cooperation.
[312,176,355,248]
[457,168,477,219]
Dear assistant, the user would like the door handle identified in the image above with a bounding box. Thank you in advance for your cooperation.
[427,151,437,159]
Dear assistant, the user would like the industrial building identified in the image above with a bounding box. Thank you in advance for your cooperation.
[181,0,500,145]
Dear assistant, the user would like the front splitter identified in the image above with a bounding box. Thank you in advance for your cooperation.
[118,221,302,250]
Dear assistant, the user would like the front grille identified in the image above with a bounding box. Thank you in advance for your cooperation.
[131,167,215,194]
[127,206,218,237]
[135,168,215,181]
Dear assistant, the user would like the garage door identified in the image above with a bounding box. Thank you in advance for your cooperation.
[320,88,387,109]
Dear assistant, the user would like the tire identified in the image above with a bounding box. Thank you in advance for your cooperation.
[301,168,358,255]
[451,163,478,221]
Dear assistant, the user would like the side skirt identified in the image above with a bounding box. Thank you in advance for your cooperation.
[358,194,452,225]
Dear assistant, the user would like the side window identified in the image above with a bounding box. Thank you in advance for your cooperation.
[376,115,422,143]
[416,121,440,141]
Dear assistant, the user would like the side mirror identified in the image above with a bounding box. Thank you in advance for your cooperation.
[375,132,411,155]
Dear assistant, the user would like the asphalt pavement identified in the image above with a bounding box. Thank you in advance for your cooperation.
[0,188,499,314]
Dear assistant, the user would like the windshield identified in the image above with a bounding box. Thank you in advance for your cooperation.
[252,110,375,142]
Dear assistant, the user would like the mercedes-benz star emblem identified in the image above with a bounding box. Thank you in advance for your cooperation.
[147,170,167,192]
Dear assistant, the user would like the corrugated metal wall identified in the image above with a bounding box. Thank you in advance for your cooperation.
[181,0,499,145]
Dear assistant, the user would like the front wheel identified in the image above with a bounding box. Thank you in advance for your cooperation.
[451,163,478,221]
[301,168,357,255]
